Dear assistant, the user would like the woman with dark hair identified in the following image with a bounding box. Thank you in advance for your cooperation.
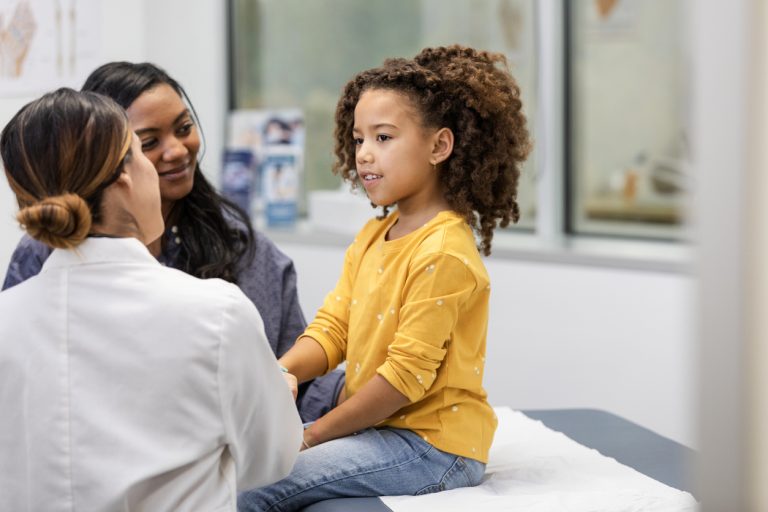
[0,88,301,510]
[2,62,343,421]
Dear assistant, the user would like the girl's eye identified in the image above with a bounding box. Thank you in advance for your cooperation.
[141,138,158,151]
[376,134,391,142]
[353,137,364,146]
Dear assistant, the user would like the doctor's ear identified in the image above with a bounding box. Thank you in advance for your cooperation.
[113,170,131,188]
[430,127,454,167]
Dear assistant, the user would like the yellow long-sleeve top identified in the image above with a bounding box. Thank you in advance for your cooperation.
[304,210,497,462]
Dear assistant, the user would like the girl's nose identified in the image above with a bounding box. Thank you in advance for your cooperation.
[356,141,373,164]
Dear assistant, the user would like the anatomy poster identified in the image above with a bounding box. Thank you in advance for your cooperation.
[0,0,101,95]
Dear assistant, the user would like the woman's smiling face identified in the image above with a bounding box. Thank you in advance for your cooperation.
[127,83,200,218]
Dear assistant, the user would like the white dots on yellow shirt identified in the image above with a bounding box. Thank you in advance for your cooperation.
[451,405,459,412]
[425,264,436,274]
[474,367,481,375]
[376,313,383,322]
[354,362,361,374]
[436,299,444,306]
[389,308,396,315]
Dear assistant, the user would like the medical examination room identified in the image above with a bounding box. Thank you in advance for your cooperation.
[0,0,764,511]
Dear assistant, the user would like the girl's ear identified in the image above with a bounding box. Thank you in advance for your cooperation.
[431,127,454,166]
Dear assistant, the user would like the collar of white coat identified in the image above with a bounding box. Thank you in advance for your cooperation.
[41,237,158,270]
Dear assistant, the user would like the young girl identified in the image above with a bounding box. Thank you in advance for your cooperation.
[238,45,530,511]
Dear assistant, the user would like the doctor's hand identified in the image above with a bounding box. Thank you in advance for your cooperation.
[281,370,298,401]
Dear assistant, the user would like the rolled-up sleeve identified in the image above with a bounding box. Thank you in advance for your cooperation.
[302,242,357,372]
[376,252,476,402]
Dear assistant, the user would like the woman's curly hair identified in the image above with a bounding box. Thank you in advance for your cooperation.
[333,45,531,255]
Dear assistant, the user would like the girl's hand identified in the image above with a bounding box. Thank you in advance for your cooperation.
[300,433,313,452]
[299,375,409,448]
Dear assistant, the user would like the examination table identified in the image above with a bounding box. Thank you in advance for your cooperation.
[301,408,696,512]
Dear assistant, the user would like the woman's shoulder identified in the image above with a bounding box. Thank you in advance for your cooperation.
[13,234,54,258]
[3,235,54,290]
[215,204,291,266]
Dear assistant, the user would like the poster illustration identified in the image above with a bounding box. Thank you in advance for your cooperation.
[225,108,305,227]
[0,0,101,95]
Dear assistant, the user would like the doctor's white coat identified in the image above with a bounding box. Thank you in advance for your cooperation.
[0,237,302,511]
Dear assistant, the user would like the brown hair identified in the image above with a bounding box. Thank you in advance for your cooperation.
[333,45,531,255]
[1,88,131,249]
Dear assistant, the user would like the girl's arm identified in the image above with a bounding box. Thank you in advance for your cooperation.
[278,335,329,384]
[287,239,359,378]
[301,375,409,448]
[302,251,477,447]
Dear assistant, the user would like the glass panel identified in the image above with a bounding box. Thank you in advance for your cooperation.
[231,0,538,228]
[568,0,689,239]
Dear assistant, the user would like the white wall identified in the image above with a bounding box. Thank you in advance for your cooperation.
[279,241,695,446]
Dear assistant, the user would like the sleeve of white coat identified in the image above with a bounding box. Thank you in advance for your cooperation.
[217,288,303,490]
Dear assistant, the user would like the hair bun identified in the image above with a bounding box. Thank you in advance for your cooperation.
[16,193,92,249]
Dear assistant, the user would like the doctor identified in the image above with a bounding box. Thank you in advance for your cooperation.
[0,88,302,511]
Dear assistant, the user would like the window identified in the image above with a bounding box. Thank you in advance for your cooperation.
[566,0,689,239]
[229,0,538,228]
[230,0,690,241]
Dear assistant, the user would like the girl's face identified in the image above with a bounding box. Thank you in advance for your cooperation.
[127,83,200,219]
[352,89,442,214]
[121,132,164,244]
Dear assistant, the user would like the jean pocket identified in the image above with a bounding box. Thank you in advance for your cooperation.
[415,456,485,495]
[415,482,444,496]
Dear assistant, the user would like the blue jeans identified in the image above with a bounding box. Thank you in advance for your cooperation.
[237,427,485,512]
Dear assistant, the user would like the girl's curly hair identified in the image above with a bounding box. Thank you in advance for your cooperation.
[333,45,531,255]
